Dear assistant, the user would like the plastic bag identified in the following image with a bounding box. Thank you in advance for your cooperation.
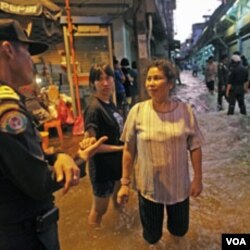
[65,105,75,125]
[72,115,84,135]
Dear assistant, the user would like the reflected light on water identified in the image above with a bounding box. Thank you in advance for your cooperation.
[56,168,250,250]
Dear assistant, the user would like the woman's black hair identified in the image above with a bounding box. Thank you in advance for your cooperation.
[220,54,228,61]
[89,63,114,91]
[208,56,214,61]
[147,59,176,83]
[120,57,130,67]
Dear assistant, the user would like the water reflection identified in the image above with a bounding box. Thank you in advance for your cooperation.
[56,164,250,250]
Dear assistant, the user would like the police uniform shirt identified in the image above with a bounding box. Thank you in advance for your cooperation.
[0,84,56,225]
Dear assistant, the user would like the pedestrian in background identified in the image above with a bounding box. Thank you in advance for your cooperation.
[113,58,126,110]
[205,56,217,95]
[174,58,182,84]
[117,59,204,247]
[192,61,199,77]
[121,57,133,105]
[84,63,124,227]
[129,60,139,106]
[0,18,107,250]
[217,54,229,111]
[226,54,248,115]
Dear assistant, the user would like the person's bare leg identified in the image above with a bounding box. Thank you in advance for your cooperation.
[170,234,190,250]
[88,196,110,226]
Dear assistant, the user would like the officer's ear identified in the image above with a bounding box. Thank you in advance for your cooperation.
[0,41,16,59]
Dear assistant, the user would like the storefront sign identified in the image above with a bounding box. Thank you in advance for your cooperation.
[0,2,42,16]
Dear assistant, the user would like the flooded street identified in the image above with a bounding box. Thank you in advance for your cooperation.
[54,71,250,250]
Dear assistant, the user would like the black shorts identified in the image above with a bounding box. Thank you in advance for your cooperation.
[138,193,189,244]
[90,180,116,198]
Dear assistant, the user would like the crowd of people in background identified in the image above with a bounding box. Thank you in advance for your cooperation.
[114,53,249,117]
[180,51,249,116]
[113,56,139,118]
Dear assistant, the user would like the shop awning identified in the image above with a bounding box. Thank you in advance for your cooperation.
[0,0,62,20]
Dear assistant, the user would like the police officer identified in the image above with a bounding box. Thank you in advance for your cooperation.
[226,54,248,115]
[0,19,106,250]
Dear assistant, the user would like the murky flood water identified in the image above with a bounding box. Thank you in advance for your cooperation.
[54,71,250,250]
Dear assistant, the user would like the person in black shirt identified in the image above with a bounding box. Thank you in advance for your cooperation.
[226,55,249,115]
[217,54,229,111]
[84,63,124,226]
[121,57,133,105]
[113,58,126,110]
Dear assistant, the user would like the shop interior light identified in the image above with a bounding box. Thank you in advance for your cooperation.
[35,75,43,85]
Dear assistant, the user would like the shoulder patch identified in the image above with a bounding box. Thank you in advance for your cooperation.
[0,111,28,134]
[0,86,20,101]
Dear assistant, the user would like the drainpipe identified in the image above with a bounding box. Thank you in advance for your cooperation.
[148,14,153,59]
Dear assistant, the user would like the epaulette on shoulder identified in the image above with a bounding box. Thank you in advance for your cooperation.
[0,102,20,117]
[0,85,20,102]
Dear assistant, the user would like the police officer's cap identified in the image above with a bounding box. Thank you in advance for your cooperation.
[0,19,48,55]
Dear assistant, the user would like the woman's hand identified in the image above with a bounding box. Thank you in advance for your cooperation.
[117,185,130,205]
[78,136,108,160]
[190,177,203,197]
